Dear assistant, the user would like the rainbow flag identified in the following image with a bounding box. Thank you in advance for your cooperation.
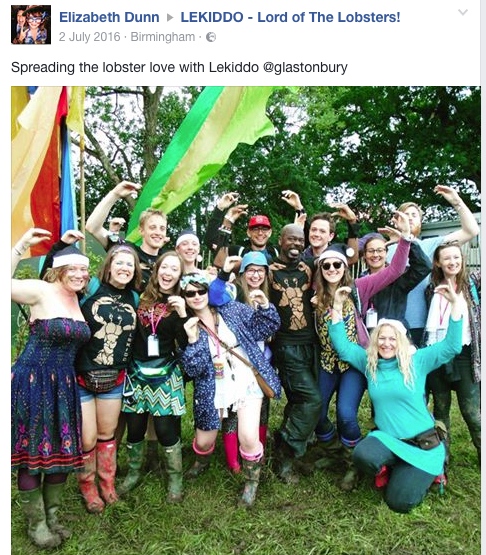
[11,86,81,256]
[126,86,276,243]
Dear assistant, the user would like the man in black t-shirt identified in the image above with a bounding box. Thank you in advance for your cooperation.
[86,181,169,289]
[204,192,279,269]
[268,224,322,484]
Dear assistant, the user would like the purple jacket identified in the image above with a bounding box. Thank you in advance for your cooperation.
[180,301,281,431]
[355,236,411,317]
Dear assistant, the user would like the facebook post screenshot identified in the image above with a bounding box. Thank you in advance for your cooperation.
[8,0,481,553]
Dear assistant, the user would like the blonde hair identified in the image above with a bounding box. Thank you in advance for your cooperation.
[235,272,270,306]
[397,202,423,219]
[366,323,415,388]
[138,208,167,228]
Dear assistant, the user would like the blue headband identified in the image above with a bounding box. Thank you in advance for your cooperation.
[180,273,210,290]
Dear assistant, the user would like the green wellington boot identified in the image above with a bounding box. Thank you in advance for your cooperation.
[161,440,183,503]
[43,482,72,540]
[19,487,62,549]
[118,440,145,495]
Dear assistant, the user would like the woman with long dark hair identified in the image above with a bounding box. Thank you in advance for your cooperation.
[312,212,412,491]
[180,272,281,507]
[75,244,142,514]
[119,251,188,503]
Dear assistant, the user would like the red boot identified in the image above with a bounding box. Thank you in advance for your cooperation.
[259,425,268,464]
[222,431,241,474]
[374,465,390,489]
[77,448,105,513]
[97,439,119,505]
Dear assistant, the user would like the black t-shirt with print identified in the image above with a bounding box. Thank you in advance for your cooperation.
[107,237,161,291]
[76,283,138,374]
[269,256,317,345]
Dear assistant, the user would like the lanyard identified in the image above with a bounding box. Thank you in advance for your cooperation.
[199,318,221,358]
[150,304,167,335]
[438,295,450,327]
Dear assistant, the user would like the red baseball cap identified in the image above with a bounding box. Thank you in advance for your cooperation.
[248,215,271,229]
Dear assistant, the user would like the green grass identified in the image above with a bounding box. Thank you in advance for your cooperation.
[11,391,480,555]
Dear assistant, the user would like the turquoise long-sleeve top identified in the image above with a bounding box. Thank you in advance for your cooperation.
[328,317,463,475]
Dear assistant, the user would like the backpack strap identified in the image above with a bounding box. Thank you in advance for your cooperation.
[469,275,479,305]
[80,277,101,306]
[131,290,140,307]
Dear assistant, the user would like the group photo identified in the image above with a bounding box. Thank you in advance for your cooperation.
[11,86,480,554]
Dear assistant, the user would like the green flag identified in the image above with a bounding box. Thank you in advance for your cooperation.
[126,86,276,243]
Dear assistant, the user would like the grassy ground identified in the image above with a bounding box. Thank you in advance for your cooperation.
[11,391,480,555]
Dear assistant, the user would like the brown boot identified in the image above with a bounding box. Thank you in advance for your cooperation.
[77,448,105,513]
[145,440,161,473]
[97,439,119,505]
[273,433,299,484]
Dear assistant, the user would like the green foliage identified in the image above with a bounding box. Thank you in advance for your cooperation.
[76,86,480,247]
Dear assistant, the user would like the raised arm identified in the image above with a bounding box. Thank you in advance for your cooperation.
[204,192,240,251]
[39,230,85,279]
[434,185,480,245]
[355,212,412,309]
[399,241,432,294]
[330,203,360,266]
[328,286,368,372]
[12,228,52,305]
[85,181,140,249]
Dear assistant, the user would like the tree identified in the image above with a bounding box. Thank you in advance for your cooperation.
[76,86,480,248]
[298,86,480,230]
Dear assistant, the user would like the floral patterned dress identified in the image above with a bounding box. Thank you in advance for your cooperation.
[11,318,90,474]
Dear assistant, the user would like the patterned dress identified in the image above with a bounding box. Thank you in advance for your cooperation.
[11,318,91,474]
[122,303,187,417]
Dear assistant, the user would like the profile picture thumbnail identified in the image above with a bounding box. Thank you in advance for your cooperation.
[11,4,51,44]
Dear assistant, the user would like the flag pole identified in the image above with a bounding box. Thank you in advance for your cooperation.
[79,135,86,254]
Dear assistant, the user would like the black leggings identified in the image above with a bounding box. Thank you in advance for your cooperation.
[125,412,180,447]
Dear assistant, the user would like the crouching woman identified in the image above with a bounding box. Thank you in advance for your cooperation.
[180,273,281,507]
[328,281,462,513]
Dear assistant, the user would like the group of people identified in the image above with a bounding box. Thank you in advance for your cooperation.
[11,181,480,548]
[12,5,50,44]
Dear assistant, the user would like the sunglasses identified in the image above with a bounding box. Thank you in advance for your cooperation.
[321,261,344,271]
[184,289,208,298]
[28,16,43,22]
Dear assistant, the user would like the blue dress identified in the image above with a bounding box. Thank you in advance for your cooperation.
[11,318,91,474]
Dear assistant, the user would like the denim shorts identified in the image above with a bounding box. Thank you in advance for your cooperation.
[78,382,124,402]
